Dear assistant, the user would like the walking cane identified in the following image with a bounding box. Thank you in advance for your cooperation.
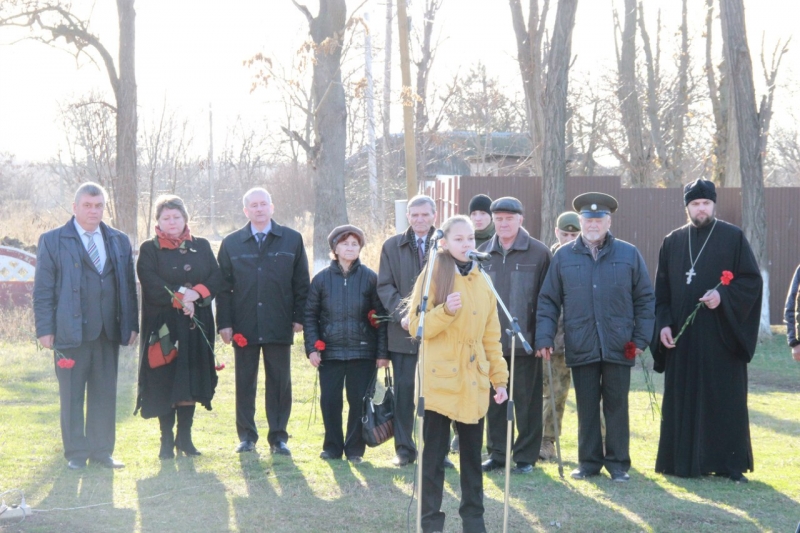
[546,357,565,479]
[414,230,443,533]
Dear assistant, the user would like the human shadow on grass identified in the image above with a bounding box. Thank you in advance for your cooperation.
[748,407,800,438]
[662,473,800,532]
[28,465,136,533]
[137,458,229,533]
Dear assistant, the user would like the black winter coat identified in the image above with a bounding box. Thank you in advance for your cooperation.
[135,236,224,418]
[304,259,388,361]
[478,227,551,357]
[535,232,655,367]
[784,264,800,347]
[33,218,139,349]
[216,221,310,345]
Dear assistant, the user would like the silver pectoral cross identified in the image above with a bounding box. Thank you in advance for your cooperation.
[686,267,696,284]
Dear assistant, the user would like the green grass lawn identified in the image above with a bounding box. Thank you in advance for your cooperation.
[1,330,799,533]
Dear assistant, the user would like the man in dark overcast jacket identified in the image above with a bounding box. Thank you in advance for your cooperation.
[34,182,138,470]
[478,196,551,475]
[535,192,654,483]
[217,187,309,455]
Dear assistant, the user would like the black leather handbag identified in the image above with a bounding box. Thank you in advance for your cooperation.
[362,367,395,447]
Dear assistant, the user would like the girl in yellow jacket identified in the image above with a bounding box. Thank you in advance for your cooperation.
[407,215,509,533]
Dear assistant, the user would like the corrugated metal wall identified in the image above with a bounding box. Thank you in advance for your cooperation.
[448,175,800,325]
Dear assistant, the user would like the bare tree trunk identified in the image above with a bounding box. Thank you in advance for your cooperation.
[509,0,548,176]
[115,0,138,243]
[414,0,441,186]
[382,0,393,221]
[294,0,349,271]
[364,12,379,221]
[616,0,649,187]
[671,0,689,185]
[705,0,728,185]
[397,0,417,197]
[719,0,769,336]
[637,3,671,185]
[541,0,578,245]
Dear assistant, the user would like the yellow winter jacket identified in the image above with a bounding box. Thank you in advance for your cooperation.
[408,263,508,424]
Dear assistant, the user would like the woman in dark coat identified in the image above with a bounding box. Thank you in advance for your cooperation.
[304,225,389,463]
[135,195,223,459]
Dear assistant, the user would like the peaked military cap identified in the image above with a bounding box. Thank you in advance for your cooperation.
[556,211,581,232]
[572,192,618,218]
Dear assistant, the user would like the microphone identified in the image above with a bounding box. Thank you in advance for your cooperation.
[433,229,444,239]
[467,250,491,262]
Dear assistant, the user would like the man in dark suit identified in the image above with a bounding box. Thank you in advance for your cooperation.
[378,194,454,468]
[33,182,139,470]
[217,188,310,455]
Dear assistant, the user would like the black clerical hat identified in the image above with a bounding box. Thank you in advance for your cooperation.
[684,178,717,205]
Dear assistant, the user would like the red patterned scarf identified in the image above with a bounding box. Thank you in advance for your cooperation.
[155,225,192,249]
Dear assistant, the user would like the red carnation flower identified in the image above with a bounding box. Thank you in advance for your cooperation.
[368,309,379,329]
[232,333,248,348]
[314,340,326,351]
[624,342,637,360]
[215,363,226,371]
[720,270,734,286]
[57,358,76,369]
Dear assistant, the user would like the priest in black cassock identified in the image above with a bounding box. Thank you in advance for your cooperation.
[650,178,762,482]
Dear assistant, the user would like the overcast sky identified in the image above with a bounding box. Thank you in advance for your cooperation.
[0,0,795,162]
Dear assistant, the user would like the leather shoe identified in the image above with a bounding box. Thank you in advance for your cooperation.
[270,441,291,456]
[481,458,505,473]
[320,450,341,460]
[610,470,630,482]
[729,471,749,483]
[235,440,256,453]
[512,462,533,474]
[91,456,124,469]
[392,454,412,467]
[443,455,456,469]
[570,467,599,480]
[67,459,86,470]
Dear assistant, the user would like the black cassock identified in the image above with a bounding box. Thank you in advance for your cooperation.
[650,219,762,477]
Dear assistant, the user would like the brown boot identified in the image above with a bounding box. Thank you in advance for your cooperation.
[539,439,556,461]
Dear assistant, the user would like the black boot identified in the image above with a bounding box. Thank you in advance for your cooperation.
[158,410,176,459]
[175,405,201,456]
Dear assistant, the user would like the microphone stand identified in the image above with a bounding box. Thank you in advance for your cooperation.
[546,358,565,478]
[414,233,441,533]
[475,262,532,533]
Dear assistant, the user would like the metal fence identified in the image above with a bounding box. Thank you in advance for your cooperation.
[428,175,800,325]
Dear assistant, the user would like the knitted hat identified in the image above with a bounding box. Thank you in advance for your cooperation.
[468,194,492,215]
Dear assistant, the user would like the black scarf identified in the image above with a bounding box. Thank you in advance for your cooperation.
[406,226,437,269]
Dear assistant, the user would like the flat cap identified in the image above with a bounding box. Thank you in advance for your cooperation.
[572,192,618,218]
[684,178,717,205]
[490,196,524,215]
[328,224,365,251]
[556,211,581,232]
[468,194,493,215]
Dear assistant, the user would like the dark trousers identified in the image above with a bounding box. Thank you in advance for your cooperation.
[235,343,292,446]
[571,361,631,474]
[318,358,374,458]
[421,411,485,533]
[57,333,119,461]
[390,351,418,460]
[486,356,543,465]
